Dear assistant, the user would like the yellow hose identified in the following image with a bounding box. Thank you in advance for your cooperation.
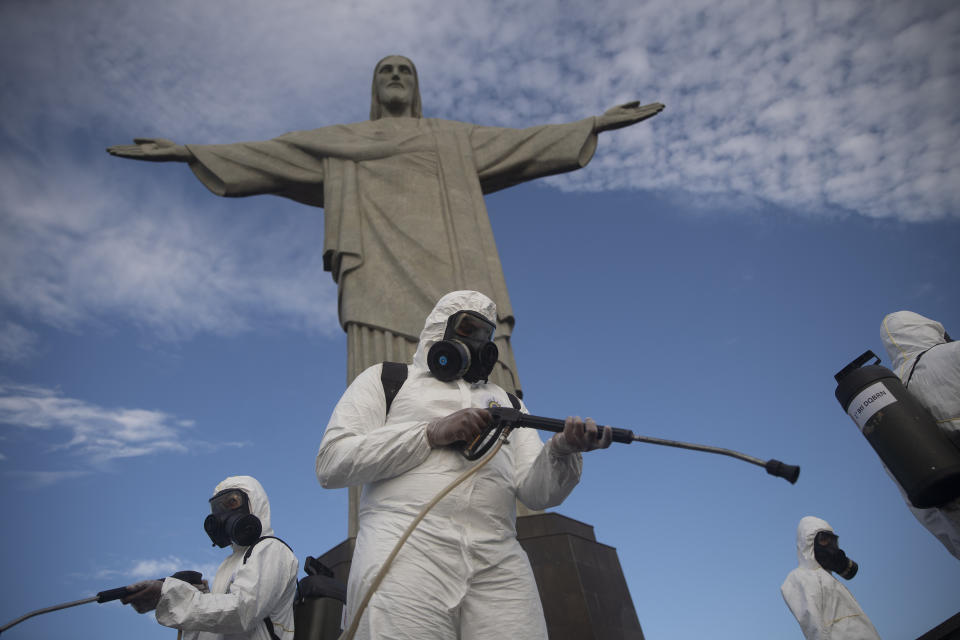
[338,428,512,640]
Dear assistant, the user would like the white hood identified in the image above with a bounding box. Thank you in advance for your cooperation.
[795,515,833,570]
[411,290,497,369]
[881,310,948,380]
[212,475,274,543]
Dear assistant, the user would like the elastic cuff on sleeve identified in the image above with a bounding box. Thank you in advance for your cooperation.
[548,434,578,458]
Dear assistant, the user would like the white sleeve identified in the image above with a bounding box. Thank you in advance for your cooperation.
[155,541,298,634]
[315,365,433,488]
[510,399,583,510]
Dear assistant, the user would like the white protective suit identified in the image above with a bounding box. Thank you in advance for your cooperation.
[881,310,960,560]
[315,290,583,640]
[155,476,300,640]
[781,516,881,640]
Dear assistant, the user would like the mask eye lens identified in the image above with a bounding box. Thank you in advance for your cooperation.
[456,317,480,337]
[815,532,837,546]
[451,313,494,341]
[210,490,245,513]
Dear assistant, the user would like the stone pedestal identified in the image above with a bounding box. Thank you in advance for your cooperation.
[517,512,644,640]
[918,612,960,640]
[317,512,643,639]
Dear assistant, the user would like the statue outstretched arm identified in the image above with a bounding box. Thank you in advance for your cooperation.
[106,138,193,162]
[594,101,665,133]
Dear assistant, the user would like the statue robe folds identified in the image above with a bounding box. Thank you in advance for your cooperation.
[185,117,598,393]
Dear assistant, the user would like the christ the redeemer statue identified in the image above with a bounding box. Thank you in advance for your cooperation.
[108,55,664,397]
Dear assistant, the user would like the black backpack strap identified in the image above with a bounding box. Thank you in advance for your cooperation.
[264,617,281,640]
[381,362,408,415]
[243,535,294,564]
[506,392,521,410]
[242,536,295,640]
[905,347,934,388]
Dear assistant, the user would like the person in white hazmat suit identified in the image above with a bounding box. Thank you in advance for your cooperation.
[880,310,960,560]
[315,290,612,639]
[781,516,881,640]
[121,475,299,640]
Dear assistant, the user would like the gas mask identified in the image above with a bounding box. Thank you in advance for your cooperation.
[427,310,499,383]
[203,488,262,548]
[813,531,858,580]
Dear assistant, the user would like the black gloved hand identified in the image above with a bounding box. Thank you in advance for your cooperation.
[121,579,163,614]
[550,416,613,455]
[426,408,492,448]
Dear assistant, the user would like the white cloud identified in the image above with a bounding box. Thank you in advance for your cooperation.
[0,1,950,217]
[0,321,41,363]
[0,383,239,472]
[0,0,956,342]
[0,152,339,339]
[95,556,220,582]
[128,556,189,579]
[5,469,92,489]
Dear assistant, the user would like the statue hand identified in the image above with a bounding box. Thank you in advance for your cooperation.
[595,101,665,133]
[106,138,191,162]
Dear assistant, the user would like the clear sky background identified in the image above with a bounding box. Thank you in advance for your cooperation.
[1,1,958,638]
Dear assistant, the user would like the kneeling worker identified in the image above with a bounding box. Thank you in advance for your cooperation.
[122,475,299,640]
[316,290,612,640]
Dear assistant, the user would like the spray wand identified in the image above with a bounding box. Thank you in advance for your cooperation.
[0,571,202,635]
[464,407,800,484]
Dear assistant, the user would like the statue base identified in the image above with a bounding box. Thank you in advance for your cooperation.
[917,611,960,640]
[517,512,644,640]
[315,512,644,639]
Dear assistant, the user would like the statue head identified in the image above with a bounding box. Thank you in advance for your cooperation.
[370,55,422,120]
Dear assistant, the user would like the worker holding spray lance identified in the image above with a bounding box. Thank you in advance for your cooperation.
[2,475,299,638]
[316,291,614,640]
[316,290,799,640]
[121,475,299,640]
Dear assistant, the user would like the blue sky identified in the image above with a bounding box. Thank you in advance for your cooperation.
[1,0,958,638]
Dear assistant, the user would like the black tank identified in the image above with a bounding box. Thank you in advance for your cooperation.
[835,351,960,509]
